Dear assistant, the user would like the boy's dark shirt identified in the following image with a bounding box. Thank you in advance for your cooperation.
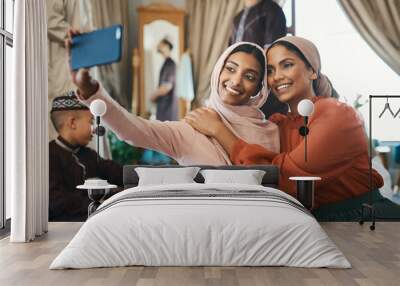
[49,136,123,222]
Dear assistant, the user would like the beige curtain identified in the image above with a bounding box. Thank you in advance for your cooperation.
[187,0,243,107]
[338,0,400,75]
[82,0,131,109]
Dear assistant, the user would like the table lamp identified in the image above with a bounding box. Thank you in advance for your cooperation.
[298,99,314,162]
[90,99,107,163]
[289,99,318,210]
[77,99,117,216]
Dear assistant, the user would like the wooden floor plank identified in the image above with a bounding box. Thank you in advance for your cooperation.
[0,222,399,286]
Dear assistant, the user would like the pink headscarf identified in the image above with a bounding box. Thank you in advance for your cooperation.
[207,42,280,155]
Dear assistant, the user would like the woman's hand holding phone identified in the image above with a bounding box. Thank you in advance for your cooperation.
[65,29,99,100]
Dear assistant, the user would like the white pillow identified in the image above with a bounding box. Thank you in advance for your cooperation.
[200,169,266,185]
[135,167,200,186]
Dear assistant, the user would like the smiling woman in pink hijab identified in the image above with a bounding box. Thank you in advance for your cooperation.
[67,34,279,165]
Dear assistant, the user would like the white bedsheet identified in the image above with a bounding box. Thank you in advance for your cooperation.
[50,183,351,269]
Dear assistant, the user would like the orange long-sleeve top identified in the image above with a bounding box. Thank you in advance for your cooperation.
[231,97,384,207]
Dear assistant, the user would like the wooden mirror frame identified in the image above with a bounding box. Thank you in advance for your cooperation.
[136,3,185,117]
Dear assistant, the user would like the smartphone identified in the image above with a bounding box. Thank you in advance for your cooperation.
[71,24,123,70]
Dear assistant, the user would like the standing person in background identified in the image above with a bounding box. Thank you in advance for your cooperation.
[229,0,288,119]
[229,0,287,48]
[150,38,179,122]
[47,0,81,140]
[46,1,113,160]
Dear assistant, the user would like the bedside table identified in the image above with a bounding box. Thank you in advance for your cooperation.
[289,176,321,210]
[77,181,118,217]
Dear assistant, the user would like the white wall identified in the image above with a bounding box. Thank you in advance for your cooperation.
[296,0,400,141]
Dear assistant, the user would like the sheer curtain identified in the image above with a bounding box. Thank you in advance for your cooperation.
[8,0,48,242]
[338,0,400,75]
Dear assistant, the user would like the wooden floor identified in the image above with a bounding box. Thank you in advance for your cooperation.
[0,222,399,286]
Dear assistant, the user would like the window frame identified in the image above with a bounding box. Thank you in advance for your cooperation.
[1,0,14,230]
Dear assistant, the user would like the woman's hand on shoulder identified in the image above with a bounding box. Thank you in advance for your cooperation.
[184,107,224,137]
[65,29,99,99]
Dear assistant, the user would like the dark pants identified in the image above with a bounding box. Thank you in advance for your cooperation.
[312,189,400,221]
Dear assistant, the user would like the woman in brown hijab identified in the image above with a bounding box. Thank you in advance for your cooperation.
[185,36,400,221]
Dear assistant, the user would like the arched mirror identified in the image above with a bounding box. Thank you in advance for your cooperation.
[137,3,185,119]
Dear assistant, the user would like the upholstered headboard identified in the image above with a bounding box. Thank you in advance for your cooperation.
[123,165,279,189]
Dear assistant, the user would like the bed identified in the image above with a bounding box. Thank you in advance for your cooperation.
[50,165,350,269]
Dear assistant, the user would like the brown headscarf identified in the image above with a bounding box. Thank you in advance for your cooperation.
[269,36,339,98]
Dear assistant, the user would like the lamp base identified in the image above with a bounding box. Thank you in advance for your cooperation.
[77,178,117,218]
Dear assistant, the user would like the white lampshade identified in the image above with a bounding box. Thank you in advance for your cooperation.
[298,99,314,117]
[90,99,107,117]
